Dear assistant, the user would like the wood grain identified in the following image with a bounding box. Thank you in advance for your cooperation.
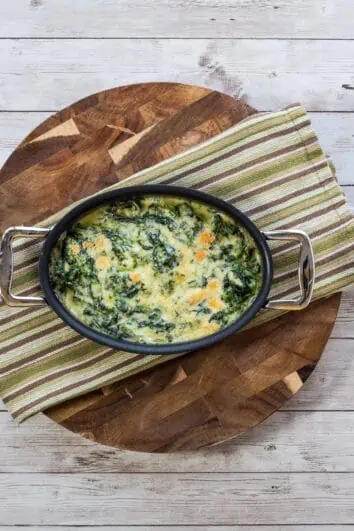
[0,40,353,112]
[2,112,354,185]
[4,338,354,415]
[0,84,340,452]
[331,286,354,338]
[2,0,354,39]
[1,0,354,527]
[2,473,354,525]
[2,335,354,415]
[0,82,341,452]
[3,410,354,473]
[2,15,354,531]
[45,296,339,452]
[0,528,351,531]
[0,83,248,227]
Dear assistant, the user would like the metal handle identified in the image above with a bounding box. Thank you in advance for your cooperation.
[264,229,315,311]
[0,226,50,307]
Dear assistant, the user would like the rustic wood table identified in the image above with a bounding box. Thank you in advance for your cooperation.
[1,1,354,529]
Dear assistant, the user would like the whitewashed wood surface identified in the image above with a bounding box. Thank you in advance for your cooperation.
[0,1,354,528]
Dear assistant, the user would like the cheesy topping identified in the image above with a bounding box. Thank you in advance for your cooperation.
[49,195,263,344]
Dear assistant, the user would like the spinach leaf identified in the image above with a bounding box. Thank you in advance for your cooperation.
[193,301,212,316]
[139,308,176,333]
[209,310,228,326]
[152,242,179,273]
[108,272,141,298]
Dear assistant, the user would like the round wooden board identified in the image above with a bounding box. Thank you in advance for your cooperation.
[0,82,341,452]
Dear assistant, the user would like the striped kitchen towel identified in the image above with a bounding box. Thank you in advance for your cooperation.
[1,104,354,422]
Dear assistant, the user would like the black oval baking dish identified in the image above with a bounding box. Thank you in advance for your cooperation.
[0,185,315,355]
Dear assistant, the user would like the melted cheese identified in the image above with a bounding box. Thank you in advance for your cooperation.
[49,195,263,345]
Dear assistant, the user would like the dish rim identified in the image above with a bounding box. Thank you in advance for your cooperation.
[39,185,273,355]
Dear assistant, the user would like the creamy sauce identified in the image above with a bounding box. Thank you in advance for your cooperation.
[49,195,263,344]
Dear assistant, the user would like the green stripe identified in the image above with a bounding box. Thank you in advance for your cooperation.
[274,224,354,271]
[255,183,340,229]
[0,311,56,343]
[1,104,354,422]
[0,340,101,395]
[203,145,323,198]
[9,138,321,292]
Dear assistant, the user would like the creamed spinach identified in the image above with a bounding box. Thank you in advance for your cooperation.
[49,196,263,344]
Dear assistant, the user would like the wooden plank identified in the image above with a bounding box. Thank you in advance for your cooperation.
[0,223,351,414]
[0,40,353,111]
[282,339,354,410]
[0,528,352,531]
[0,112,51,167]
[310,113,354,186]
[342,186,354,210]
[2,411,354,473]
[1,0,354,39]
[1,112,353,184]
[2,472,354,525]
[0,329,353,416]
[0,528,351,531]
[332,286,354,339]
